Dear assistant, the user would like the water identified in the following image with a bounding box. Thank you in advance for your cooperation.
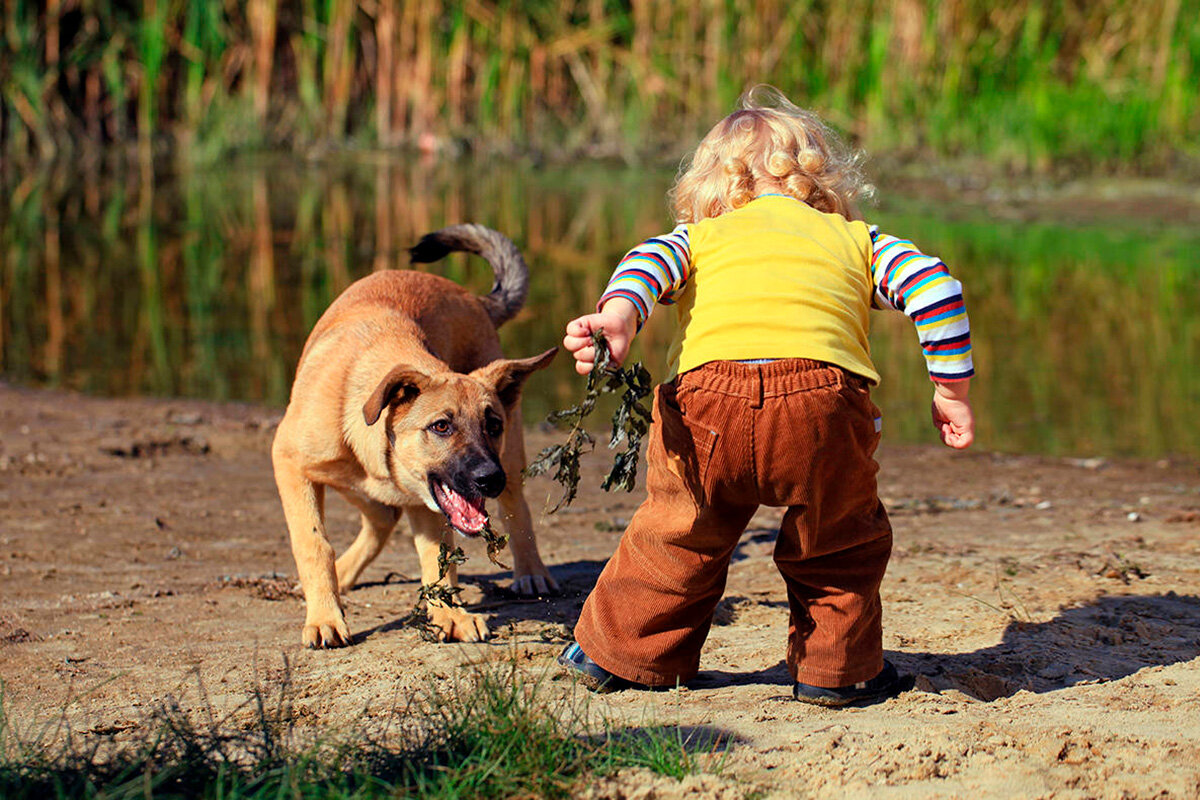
[2,156,1197,458]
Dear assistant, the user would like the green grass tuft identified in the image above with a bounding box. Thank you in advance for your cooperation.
[0,660,728,799]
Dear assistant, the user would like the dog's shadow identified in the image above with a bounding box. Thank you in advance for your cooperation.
[349,525,777,644]
[464,558,608,626]
[352,558,607,644]
[691,592,1200,700]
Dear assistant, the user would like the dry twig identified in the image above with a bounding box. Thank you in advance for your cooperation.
[525,332,652,511]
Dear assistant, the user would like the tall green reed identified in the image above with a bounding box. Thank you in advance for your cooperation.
[1,0,1197,169]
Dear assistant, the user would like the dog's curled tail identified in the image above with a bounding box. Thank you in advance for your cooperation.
[409,224,529,328]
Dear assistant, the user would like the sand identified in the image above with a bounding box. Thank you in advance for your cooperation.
[2,382,1198,798]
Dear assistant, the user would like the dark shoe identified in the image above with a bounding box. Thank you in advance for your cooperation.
[792,661,911,707]
[557,643,642,693]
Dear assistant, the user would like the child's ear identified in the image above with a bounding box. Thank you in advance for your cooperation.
[472,348,559,408]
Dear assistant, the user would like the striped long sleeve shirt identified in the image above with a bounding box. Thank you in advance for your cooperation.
[599,223,974,382]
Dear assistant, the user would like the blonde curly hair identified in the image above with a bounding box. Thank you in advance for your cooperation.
[669,86,872,224]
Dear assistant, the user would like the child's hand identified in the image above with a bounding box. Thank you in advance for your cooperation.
[931,381,975,449]
[562,298,639,376]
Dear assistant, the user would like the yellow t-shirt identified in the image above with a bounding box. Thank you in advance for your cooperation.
[664,195,878,382]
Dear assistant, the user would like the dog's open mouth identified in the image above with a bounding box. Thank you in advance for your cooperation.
[431,481,489,536]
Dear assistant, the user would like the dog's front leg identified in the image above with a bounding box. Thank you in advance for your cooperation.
[274,463,350,648]
[335,493,401,593]
[409,508,489,642]
[499,411,559,596]
[497,485,558,596]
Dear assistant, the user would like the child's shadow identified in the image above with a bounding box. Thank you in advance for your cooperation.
[894,592,1200,700]
[692,592,1200,700]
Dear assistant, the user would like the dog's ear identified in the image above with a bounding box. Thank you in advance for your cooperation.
[363,365,430,426]
[472,347,558,409]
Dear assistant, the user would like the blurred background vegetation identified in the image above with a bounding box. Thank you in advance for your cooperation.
[2,0,1198,171]
[1,1,1198,458]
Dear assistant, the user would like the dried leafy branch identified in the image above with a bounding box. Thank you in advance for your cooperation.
[526,332,653,511]
[400,540,466,641]
[481,521,511,569]
[403,521,509,641]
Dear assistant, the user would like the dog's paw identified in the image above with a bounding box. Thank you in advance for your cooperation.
[510,571,560,597]
[302,615,352,649]
[428,605,489,643]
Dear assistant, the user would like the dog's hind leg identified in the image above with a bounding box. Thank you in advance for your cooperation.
[273,462,350,648]
[498,407,560,596]
[408,507,489,642]
[334,492,400,593]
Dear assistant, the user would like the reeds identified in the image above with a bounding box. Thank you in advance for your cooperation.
[0,0,1197,169]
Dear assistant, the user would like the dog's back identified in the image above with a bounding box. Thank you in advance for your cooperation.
[298,225,530,376]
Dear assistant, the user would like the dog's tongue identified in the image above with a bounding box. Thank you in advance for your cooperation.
[434,482,488,535]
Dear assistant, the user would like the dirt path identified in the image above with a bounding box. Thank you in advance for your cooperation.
[2,382,1199,798]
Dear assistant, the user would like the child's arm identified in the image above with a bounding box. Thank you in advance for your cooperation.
[563,225,692,375]
[869,228,975,449]
[869,229,973,382]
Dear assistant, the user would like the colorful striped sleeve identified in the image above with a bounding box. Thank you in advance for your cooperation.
[870,227,974,382]
[597,225,692,325]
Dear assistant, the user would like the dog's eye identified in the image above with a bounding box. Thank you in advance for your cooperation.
[428,419,454,437]
[486,418,504,438]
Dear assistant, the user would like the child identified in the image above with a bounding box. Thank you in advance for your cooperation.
[557,86,975,706]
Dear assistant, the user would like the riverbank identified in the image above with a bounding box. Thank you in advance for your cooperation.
[2,383,1198,796]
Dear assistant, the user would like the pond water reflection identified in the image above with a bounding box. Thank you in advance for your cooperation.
[1,156,1197,458]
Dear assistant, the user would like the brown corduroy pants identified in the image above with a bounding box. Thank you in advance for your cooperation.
[574,358,892,689]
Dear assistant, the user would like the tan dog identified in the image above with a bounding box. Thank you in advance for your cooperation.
[272,225,558,648]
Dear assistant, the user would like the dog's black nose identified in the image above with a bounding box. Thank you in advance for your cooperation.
[473,465,506,498]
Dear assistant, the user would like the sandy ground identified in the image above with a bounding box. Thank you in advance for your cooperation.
[2,381,1199,798]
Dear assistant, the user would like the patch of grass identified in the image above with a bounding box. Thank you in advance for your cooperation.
[0,659,725,799]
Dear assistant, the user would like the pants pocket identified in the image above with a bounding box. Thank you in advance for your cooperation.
[653,383,718,502]
[841,382,883,457]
